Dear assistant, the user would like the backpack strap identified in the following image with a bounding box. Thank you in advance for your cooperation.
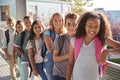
[50,30,56,41]
[74,36,106,76]
[94,37,106,77]
[41,30,56,57]
[5,29,9,46]
[58,35,65,55]
[94,37,102,64]
[31,39,36,55]
[74,36,102,63]
[74,37,84,62]
[41,34,47,58]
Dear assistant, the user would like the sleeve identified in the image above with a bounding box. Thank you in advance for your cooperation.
[44,30,50,36]
[0,29,4,47]
[14,33,22,47]
[71,37,75,48]
[26,40,33,49]
[2,31,7,48]
[52,37,60,51]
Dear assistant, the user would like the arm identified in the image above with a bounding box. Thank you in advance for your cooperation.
[100,37,120,63]
[14,34,24,57]
[66,44,74,80]
[53,50,69,62]
[44,35,53,54]
[14,46,24,57]
[107,37,120,48]
[2,48,10,59]
[2,33,10,59]
[28,48,38,76]
[53,37,69,62]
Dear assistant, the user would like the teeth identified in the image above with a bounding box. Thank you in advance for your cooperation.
[90,31,94,34]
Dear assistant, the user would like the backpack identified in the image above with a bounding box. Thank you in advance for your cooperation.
[5,29,9,46]
[74,36,106,77]
[41,30,56,58]
[58,35,65,55]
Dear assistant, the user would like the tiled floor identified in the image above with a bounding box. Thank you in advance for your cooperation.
[0,49,11,80]
[0,49,21,80]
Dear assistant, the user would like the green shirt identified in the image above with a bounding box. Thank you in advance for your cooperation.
[14,30,29,62]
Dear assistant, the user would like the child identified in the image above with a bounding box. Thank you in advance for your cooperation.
[44,12,66,80]
[52,12,79,80]
[26,20,47,80]
[15,20,24,35]
[14,16,32,80]
[2,17,16,80]
[66,12,120,80]
[14,20,24,80]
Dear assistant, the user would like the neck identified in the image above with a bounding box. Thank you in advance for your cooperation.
[84,36,94,45]
[54,28,60,34]
[34,35,40,40]
[67,33,73,38]
[9,27,14,30]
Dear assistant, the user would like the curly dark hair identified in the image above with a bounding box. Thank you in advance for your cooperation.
[28,20,44,41]
[75,12,112,46]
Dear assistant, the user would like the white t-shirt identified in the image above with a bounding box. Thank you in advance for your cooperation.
[71,38,99,80]
[2,28,15,55]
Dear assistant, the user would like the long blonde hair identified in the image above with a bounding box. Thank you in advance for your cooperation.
[49,12,67,34]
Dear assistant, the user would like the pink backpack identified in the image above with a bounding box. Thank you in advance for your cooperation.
[74,36,106,76]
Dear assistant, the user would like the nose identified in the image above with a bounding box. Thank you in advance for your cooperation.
[56,21,60,25]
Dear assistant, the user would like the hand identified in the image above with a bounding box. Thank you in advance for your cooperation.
[100,49,109,64]
[21,53,24,57]
[4,54,10,60]
[33,69,39,76]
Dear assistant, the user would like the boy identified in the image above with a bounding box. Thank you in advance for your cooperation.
[14,16,32,80]
[2,17,16,80]
[52,13,79,80]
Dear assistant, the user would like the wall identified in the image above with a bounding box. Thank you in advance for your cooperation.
[16,0,26,20]
[0,0,16,19]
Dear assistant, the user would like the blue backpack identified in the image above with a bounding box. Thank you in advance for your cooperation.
[41,30,56,58]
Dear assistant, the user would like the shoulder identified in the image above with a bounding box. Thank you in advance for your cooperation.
[21,30,26,35]
[71,37,76,47]
[26,40,33,49]
[5,29,9,35]
[44,30,51,35]
[71,37,76,43]
[14,31,25,44]
[5,29,9,32]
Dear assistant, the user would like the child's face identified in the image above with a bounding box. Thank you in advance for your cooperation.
[85,18,100,38]
[16,24,23,33]
[65,18,77,37]
[33,23,43,36]
[8,21,14,29]
[52,15,63,30]
[24,18,31,31]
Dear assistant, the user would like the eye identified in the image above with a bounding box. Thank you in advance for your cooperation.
[67,23,70,26]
